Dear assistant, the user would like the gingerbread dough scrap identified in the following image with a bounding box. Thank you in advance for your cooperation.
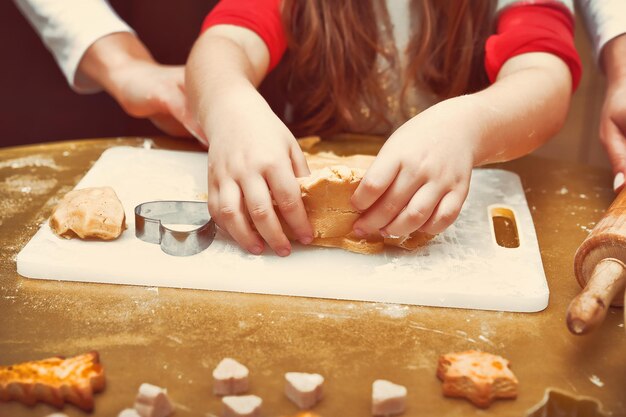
[49,186,126,240]
[437,350,518,408]
[213,358,250,396]
[280,158,434,254]
[285,372,324,409]
[372,379,407,416]
[298,165,365,238]
[0,351,105,411]
[134,383,174,417]
[222,395,262,417]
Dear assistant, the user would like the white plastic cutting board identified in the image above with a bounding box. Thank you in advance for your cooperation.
[17,146,549,312]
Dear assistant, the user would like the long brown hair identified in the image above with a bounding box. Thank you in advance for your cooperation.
[281,0,496,136]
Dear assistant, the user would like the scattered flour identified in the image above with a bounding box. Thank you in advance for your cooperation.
[0,155,62,170]
[377,303,409,319]
[589,375,604,388]
[0,175,57,195]
[556,187,569,195]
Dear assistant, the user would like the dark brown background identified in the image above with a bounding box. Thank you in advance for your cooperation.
[0,1,219,147]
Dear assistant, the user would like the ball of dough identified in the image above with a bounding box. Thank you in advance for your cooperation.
[49,186,126,240]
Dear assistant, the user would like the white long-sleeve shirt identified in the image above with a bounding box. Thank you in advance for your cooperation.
[578,0,626,62]
[13,0,133,93]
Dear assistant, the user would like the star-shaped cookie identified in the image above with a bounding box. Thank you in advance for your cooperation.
[437,350,518,408]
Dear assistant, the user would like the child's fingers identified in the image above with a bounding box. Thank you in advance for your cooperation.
[207,183,224,230]
[352,170,426,235]
[241,176,292,256]
[216,180,265,254]
[379,183,442,237]
[351,156,400,211]
[266,166,313,244]
[290,144,311,178]
[419,190,467,235]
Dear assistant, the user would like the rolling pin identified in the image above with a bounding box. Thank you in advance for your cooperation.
[567,189,626,335]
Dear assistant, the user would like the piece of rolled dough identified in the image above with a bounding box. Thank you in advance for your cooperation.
[372,379,407,416]
[213,358,250,396]
[280,152,433,254]
[284,372,324,409]
[49,186,126,240]
[222,395,262,417]
[134,383,174,417]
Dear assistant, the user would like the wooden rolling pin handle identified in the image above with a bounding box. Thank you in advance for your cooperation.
[567,258,626,335]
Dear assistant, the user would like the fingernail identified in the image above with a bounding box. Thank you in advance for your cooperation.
[250,245,263,255]
[380,229,400,239]
[353,228,366,237]
[277,247,291,257]
[614,172,624,192]
[299,235,313,245]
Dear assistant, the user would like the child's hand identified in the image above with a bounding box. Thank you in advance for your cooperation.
[351,101,477,237]
[206,90,313,256]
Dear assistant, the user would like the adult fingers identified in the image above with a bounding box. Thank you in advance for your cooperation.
[216,180,265,254]
[379,182,442,237]
[266,165,313,244]
[351,155,400,212]
[159,83,207,144]
[419,189,467,235]
[352,169,426,236]
[240,176,292,256]
[149,114,190,137]
[600,118,626,192]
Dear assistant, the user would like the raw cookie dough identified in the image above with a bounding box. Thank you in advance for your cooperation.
[284,372,324,409]
[213,358,250,396]
[280,153,434,254]
[49,186,126,240]
[437,350,518,408]
[222,395,262,417]
[372,379,407,416]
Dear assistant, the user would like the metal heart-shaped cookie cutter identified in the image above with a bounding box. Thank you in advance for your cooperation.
[134,201,216,256]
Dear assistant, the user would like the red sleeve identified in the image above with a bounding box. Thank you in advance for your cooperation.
[201,0,287,72]
[485,5,582,91]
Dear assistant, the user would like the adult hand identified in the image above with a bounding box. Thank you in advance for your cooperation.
[600,34,626,192]
[108,61,205,143]
[78,33,205,144]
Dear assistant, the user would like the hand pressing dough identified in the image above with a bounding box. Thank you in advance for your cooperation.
[280,155,434,254]
[133,383,174,417]
[49,186,126,240]
[372,379,407,416]
[213,358,250,396]
[0,351,105,411]
[222,395,262,417]
[285,372,324,409]
[437,350,518,408]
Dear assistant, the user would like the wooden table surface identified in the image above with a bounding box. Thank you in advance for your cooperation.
[0,137,624,417]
